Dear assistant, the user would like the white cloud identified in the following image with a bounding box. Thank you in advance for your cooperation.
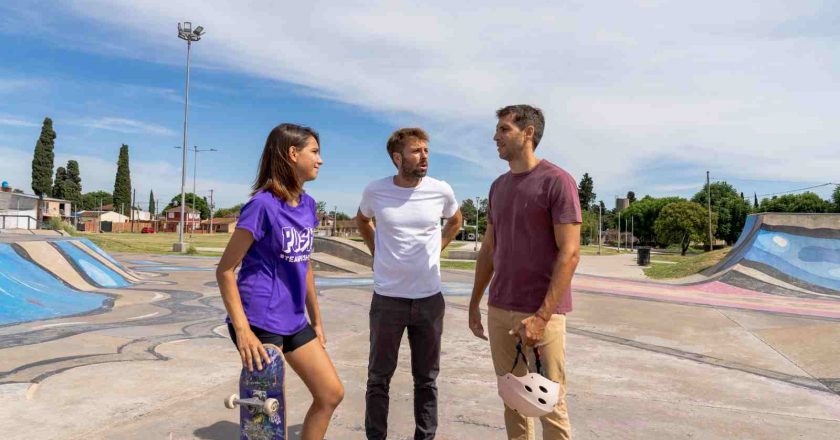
[0,78,44,94]
[77,117,177,137]
[16,1,840,200]
[0,115,39,128]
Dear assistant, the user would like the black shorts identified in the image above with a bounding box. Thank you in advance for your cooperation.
[227,322,317,354]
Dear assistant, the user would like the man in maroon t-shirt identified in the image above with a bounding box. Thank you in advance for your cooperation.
[469,105,581,440]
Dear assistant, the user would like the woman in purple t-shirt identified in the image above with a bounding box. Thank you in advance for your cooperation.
[217,123,343,438]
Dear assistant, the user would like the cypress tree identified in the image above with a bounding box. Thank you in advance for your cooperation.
[577,173,596,210]
[52,167,67,199]
[149,190,156,216]
[64,160,82,208]
[754,193,759,208]
[113,144,132,215]
[31,117,56,196]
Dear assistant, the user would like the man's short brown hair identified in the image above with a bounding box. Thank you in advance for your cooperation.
[386,127,429,166]
[496,104,545,149]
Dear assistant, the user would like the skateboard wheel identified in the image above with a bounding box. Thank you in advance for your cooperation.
[264,398,279,414]
[225,394,239,409]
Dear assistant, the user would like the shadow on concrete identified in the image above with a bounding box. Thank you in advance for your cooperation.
[194,422,303,439]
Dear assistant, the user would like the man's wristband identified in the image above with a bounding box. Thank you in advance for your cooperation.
[535,310,552,322]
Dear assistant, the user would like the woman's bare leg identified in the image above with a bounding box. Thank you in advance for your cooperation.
[284,339,344,439]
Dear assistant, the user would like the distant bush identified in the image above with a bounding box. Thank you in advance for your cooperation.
[45,218,78,235]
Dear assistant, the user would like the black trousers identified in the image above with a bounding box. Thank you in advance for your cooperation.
[365,292,445,440]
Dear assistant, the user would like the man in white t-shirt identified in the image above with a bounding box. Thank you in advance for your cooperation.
[356,127,462,440]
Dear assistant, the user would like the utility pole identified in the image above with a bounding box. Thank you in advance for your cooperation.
[131,188,136,233]
[598,203,602,256]
[155,198,160,233]
[98,198,103,233]
[617,207,621,252]
[631,216,634,252]
[707,171,713,251]
[333,205,337,236]
[209,189,214,235]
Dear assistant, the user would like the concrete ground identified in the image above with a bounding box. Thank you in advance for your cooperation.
[1,253,839,439]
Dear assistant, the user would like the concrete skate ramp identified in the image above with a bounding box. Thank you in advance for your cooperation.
[0,244,108,325]
[313,236,373,267]
[69,240,142,282]
[76,238,140,277]
[704,213,840,295]
[15,241,97,291]
[52,241,133,288]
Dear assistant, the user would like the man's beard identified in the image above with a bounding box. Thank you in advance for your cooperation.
[401,161,427,178]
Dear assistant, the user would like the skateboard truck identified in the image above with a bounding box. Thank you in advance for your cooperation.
[225,393,280,415]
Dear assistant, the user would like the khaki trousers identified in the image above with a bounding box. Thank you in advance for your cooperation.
[488,306,571,440]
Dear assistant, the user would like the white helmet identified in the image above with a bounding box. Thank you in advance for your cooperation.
[497,341,560,417]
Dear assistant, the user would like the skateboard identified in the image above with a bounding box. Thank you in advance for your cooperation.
[224,344,287,440]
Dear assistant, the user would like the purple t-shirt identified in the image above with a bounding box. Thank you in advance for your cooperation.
[230,190,318,335]
[488,160,582,314]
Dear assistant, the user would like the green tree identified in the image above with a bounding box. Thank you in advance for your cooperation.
[327,209,351,221]
[80,191,113,211]
[626,191,636,205]
[691,182,751,245]
[577,173,596,210]
[112,144,132,215]
[460,198,488,235]
[654,201,717,256]
[316,201,327,214]
[832,185,840,213]
[623,196,685,245]
[759,192,832,213]
[149,190,156,216]
[166,193,210,219]
[580,210,599,245]
[754,193,759,209]
[31,117,56,196]
[64,160,82,208]
[52,167,67,199]
[215,203,244,218]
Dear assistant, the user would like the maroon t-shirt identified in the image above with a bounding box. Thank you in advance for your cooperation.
[488,160,582,314]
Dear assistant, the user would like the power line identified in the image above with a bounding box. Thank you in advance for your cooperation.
[757,182,837,198]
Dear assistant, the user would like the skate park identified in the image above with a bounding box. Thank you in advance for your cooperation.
[1,213,839,439]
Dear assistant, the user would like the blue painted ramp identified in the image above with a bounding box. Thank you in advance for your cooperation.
[706,214,840,294]
[0,244,108,325]
[76,238,131,272]
[53,241,132,288]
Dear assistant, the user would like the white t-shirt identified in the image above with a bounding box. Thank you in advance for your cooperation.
[359,176,459,299]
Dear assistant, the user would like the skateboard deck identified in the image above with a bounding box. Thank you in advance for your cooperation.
[224,344,287,440]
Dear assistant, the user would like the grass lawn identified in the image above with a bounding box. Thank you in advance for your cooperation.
[644,247,731,279]
[580,245,621,256]
[441,260,476,270]
[82,232,231,256]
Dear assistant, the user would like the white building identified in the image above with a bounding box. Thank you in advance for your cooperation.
[0,190,73,229]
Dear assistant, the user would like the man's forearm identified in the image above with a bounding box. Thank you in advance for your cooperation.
[359,222,375,256]
[469,247,494,307]
[441,220,460,250]
[537,250,579,318]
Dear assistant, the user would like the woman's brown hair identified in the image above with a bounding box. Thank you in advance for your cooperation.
[252,123,319,202]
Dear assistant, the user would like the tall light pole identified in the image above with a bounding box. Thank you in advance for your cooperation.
[598,203,602,256]
[173,21,205,252]
[473,196,480,251]
[209,189,214,235]
[706,171,713,252]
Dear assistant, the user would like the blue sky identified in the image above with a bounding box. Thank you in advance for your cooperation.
[1,1,838,214]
